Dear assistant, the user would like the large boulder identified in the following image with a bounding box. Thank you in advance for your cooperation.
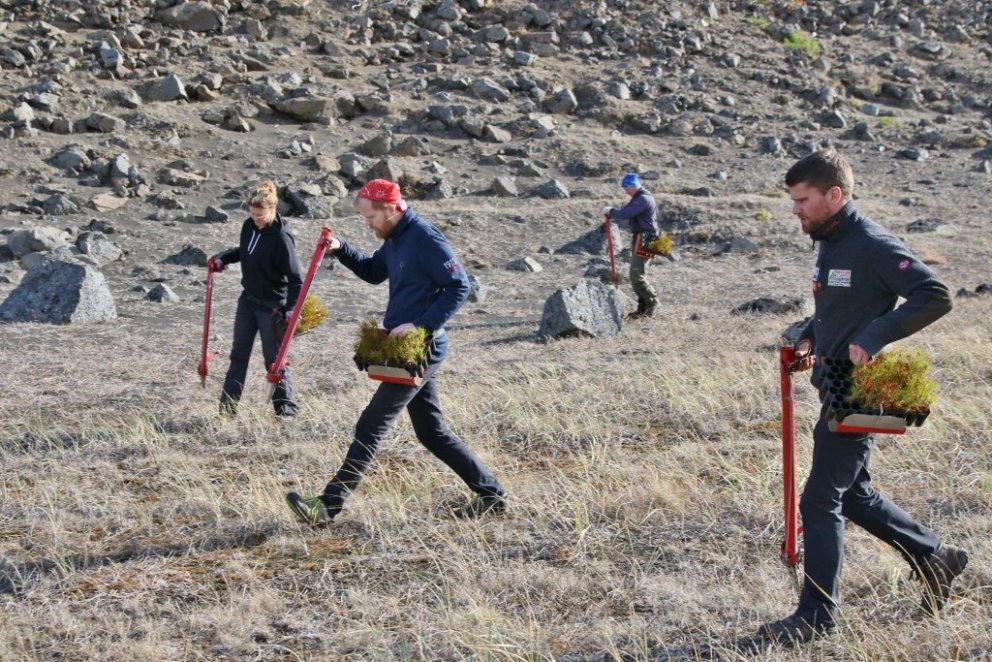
[157,1,224,31]
[538,279,629,338]
[0,259,117,324]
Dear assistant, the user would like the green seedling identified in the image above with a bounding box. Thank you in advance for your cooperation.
[647,233,674,255]
[850,348,937,414]
[296,293,329,335]
[354,318,428,367]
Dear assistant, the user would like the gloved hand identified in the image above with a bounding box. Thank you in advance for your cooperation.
[353,353,369,372]
[601,206,613,217]
[272,308,290,342]
[207,256,226,272]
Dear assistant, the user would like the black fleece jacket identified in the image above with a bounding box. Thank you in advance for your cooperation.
[800,202,952,385]
[215,215,303,310]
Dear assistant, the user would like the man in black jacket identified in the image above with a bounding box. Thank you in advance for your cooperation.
[758,150,968,645]
[210,181,303,418]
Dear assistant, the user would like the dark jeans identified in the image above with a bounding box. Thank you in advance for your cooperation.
[797,404,940,619]
[220,294,296,416]
[323,336,504,510]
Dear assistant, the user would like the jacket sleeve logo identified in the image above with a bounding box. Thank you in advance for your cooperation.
[443,258,460,274]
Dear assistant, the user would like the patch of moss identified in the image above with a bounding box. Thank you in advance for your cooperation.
[647,233,674,255]
[850,349,937,414]
[353,318,428,367]
[783,30,821,59]
[755,209,774,222]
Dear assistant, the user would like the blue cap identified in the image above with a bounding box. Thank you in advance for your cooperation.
[621,173,641,188]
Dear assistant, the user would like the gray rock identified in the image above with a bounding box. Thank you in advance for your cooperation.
[76,232,122,264]
[472,78,510,102]
[358,132,393,157]
[534,179,570,199]
[49,145,90,173]
[3,102,34,123]
[157,1,224,32]
[147,74,187,102]
[146,283,180,303]
[86,112,125,133]
[204,206,230,223]
[273,97,332,123]
[367,158,404,183]
[505,256,543,273]
[556,223,623,255]
[483,125,513,143]
[0,259,117,324]
[7,227,70,257]
[545,88,578,115]
[900,146,929,161]
[163,244,208,267]
[538,279,628,338]
[467,274,489,303]
[490,176,518,197]
[41,193,79,215]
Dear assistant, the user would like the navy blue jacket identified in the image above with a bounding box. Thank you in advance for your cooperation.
[607,189,659,241]
[216,215,303,311]
[334,207,470,335]
[801,202,952,385]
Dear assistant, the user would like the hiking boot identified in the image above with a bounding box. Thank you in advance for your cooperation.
[626,299,656,320]
[915,544,969,615]
[454,493,508,519]
[756,611,834,646]
[286,492,337,528]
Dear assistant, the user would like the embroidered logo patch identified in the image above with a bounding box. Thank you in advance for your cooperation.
[898,259,910,271]
[827,269,852,287]
[443,257,460,274]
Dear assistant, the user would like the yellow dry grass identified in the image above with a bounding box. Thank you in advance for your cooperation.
[0,294,988,661]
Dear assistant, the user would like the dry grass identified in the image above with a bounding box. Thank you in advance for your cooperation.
[0,296,989,661]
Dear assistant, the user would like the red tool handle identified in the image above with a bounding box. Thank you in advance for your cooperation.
[779,345,813,566]
[604,213,617,284]
[266,227,333,386]
[197,263,216,387]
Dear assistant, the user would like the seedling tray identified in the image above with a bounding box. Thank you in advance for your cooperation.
[366,364,421,387]
[820,357,929,435]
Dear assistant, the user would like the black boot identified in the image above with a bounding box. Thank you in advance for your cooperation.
[628,297,653,320]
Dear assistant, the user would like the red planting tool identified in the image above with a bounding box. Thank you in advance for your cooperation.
[603,213,617,283]
[197,261,218,388]
[779,345,812,568]
[266,226,333,396]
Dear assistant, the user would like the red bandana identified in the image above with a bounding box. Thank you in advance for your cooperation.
[357,179,401,203]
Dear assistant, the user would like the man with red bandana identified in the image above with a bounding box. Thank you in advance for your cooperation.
[286,179,508,527]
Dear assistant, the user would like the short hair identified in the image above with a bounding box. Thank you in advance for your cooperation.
[785,150,854,199]
[244,180,278,209]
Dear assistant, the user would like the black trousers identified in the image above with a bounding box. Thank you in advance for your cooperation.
[323,336,504,510]
[220,294,296,416]
[797,404,940,618]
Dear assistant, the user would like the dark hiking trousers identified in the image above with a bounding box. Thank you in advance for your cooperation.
[220,293,296,416]
[322,334,504,510]
[797,403,940,619]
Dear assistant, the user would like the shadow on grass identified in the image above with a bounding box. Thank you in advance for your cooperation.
[0,521,279,595]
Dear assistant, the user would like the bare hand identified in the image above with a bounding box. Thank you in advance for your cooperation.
[794,338,812,358]
[389,322,416,337]
[601,206,613,217]
[326,237,341,253]
[849,344,871,365]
